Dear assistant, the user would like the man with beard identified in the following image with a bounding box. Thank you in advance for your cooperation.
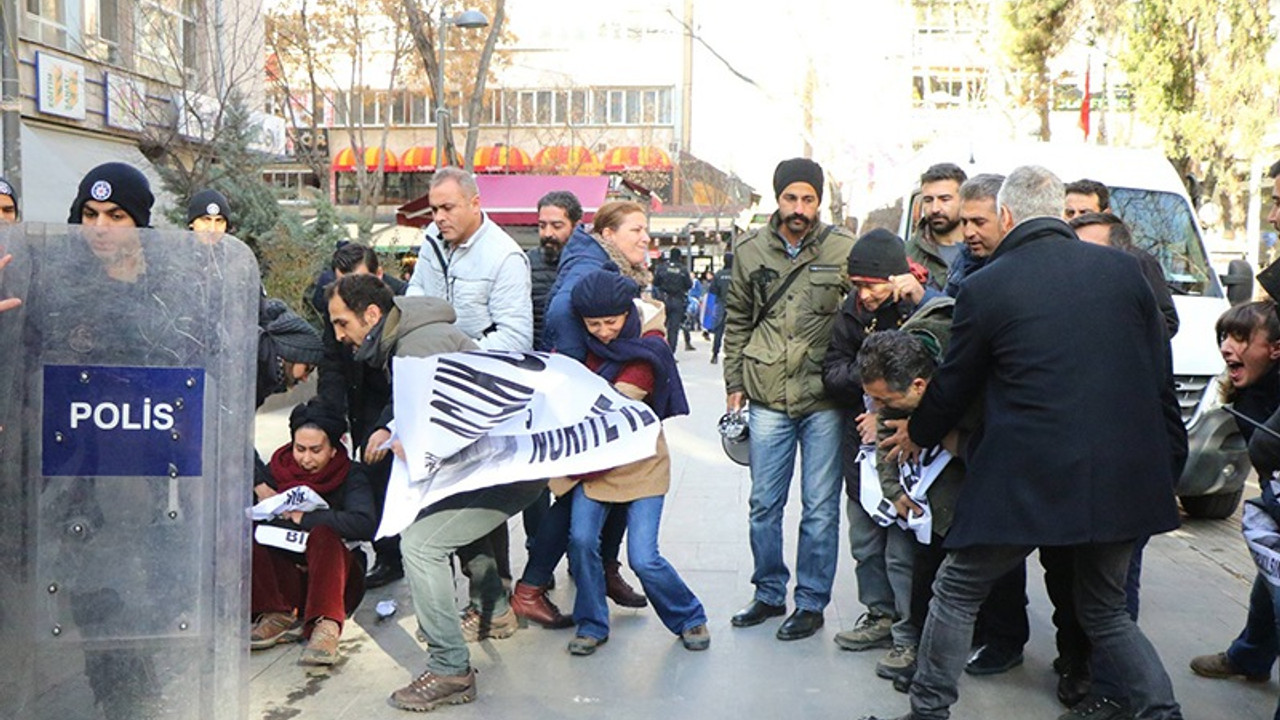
[907,164,967,291]
[724,158,857,640]
[1064,178,1111,220]
[532,191,578,352]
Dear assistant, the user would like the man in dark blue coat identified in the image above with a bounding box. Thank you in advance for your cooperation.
[863,165,1186,720]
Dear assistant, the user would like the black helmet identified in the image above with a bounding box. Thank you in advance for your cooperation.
[718,409,750,466]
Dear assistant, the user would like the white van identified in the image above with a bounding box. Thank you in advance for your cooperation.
[865,142,1249,519]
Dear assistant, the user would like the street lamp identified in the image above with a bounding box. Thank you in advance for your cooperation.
[436,8,489,170]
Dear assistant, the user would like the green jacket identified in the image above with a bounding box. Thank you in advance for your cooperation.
[723,214,856,417]
[904,228,951,291]
[872,295,978,538]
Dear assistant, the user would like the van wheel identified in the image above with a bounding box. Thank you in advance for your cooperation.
[1180,488,1244,520]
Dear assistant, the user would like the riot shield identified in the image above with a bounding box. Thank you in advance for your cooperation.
[0,223,259,720]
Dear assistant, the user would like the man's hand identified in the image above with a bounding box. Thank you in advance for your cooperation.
[283,510,304,525]
[892,494,924,519]
[253,483,277,502]
[888,272,925,306]
[881,418,922,465]
[0,253,21,313]
[855,411,878,444]
[727,391,745,413]
[391,439,406,462]
[365,428,392,463]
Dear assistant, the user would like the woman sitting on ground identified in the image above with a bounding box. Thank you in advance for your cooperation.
[250,401,376,666]
[556,266,709,656]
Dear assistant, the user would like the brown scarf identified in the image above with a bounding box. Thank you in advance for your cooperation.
[593,233,652,288]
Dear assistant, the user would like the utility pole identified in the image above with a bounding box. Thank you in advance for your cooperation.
[671,0,693,207]
[0,0,22,194]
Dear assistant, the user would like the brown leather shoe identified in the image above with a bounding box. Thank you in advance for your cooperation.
[300,618,341,666]
[510,581,573,629]
[1190,652,1269,682]
[460,606,519,642]
[389,667,477,712]
[250,611,303,650]
[604,561,648,608]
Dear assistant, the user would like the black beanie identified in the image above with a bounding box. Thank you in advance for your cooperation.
[289,400,347,447]
[0,176,16,203]
[187,188,231,227]
[773,158,824,201]
[571,264,638,318]
[262,299,325,366]
[847,229,909,281]
[68,162,154,228]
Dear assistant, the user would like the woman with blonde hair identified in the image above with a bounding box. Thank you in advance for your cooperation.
[509,201,655,628]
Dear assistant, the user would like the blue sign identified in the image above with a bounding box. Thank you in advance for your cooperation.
[42,365,205,477]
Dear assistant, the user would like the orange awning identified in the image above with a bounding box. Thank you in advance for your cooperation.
[473,144,533,174]
[533,145,601,175]
[332,146,400,172]
[400,146,463,172]
[601,145,672,172]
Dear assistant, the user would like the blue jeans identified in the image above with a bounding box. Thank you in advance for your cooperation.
[909,541,1181,720]
[567,484,706,640]
[747,406,843,611]
[1227,574,1280,720]
[847,497,918,645]
[519,491,627,587]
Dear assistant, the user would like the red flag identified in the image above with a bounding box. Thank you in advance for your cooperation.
[1079,62,1092,141]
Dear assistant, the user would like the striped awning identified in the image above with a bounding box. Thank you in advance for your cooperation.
[472,144,533,173]
[332,146,400,172]
[601,145,672,172]
[400,146,460,172]
[532,145,601,174]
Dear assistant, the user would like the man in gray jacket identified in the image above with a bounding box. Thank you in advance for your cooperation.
[406,167,532,352]
[327,274,545,712]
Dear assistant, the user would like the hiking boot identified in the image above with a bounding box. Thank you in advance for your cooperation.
[250,611,303,650]
[1057,695,1133,720]
[568,635,608,656]
[510,581,573,629]
[460,606,519,642]
[834,613,894,651]
[605,561,648,608]
[388,667,477,712]
[1189,651,1270,682]
[681,624,711,651]
[300,618,341,666]
[875,644,918,681]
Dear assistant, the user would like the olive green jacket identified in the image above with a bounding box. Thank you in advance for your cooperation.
[722,213,856,417]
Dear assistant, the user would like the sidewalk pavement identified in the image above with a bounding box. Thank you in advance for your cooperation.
[251,340,1276,719]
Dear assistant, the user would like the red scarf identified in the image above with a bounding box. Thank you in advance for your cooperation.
[268,442,351,497]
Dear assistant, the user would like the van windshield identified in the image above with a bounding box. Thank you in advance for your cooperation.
[1110,187,1219,298]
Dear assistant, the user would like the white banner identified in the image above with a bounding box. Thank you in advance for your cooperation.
[378,351,662,538]
[249,485,330,521]
[1243,475,1280,587]
[254,524,310,554]
[857,444,953,544]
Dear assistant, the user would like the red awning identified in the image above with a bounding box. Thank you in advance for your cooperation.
[473,144,533,173]
[396,174,612,228]
[601,145,672,172]
[332,146,400,172]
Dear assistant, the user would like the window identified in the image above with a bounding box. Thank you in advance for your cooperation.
[360,90,379,125]
[912,67,986,107]
[536,90,552,124]
[518,90,535,125]
[641,90,657,124]
[84,0,121,63]
[592,89,608,124]
[24,0,70,48]
[624,90,640,124]
[136,0,198,83]
[658,88,673,124]
[569,89,588,125]
[409,92,429,125]
[608,90,624,124]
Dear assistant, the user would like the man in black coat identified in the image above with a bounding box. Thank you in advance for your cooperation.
[531,191,579,352]
[316,242,408,588]
[653,247,694,352]
[863,166,1187,720]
